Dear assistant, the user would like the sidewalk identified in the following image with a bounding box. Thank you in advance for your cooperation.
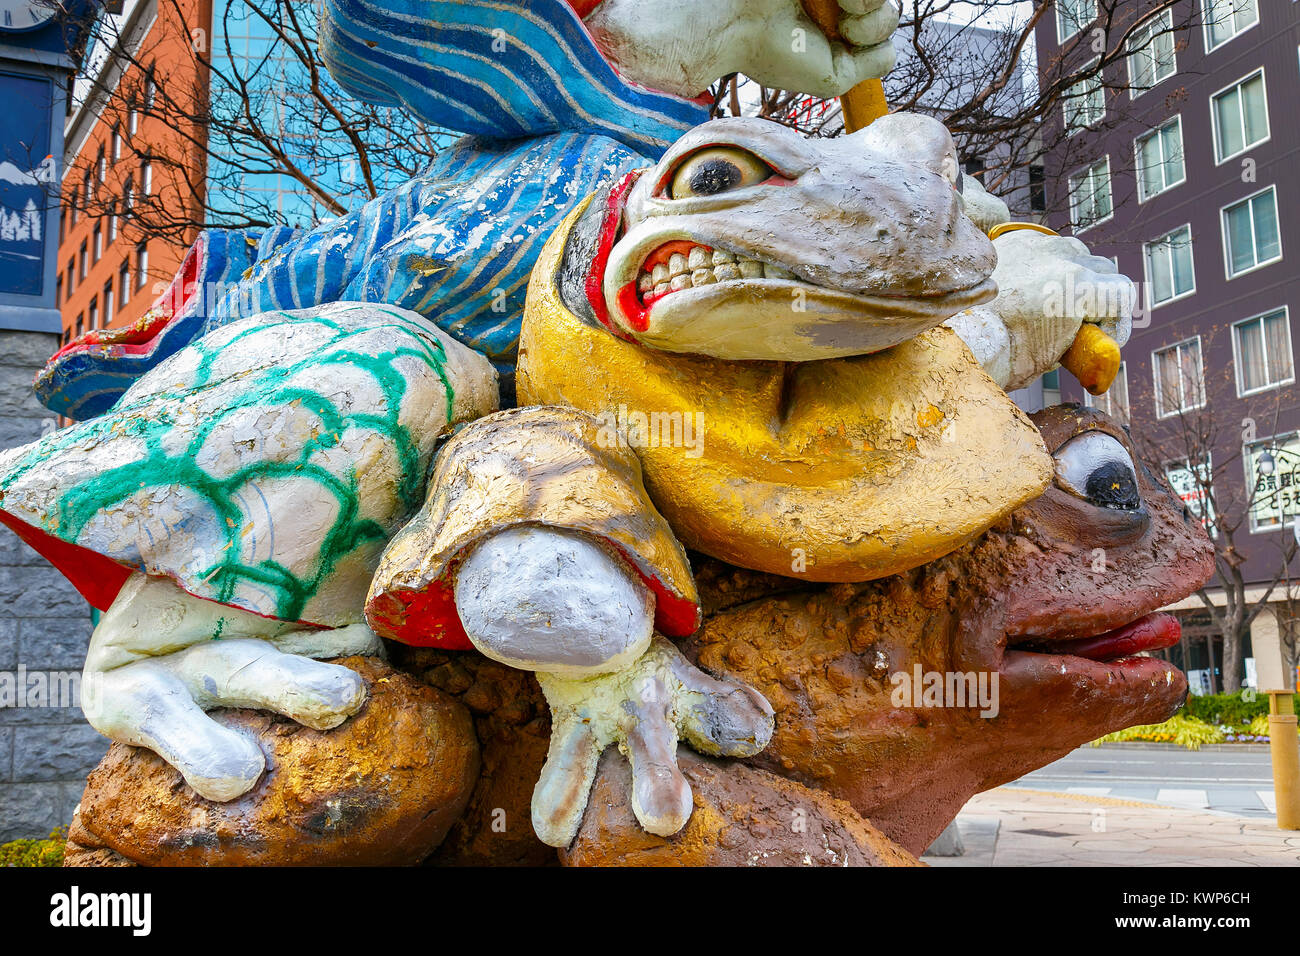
[923,787,1300,866]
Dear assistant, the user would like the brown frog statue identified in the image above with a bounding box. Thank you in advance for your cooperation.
[395,404,1215,865]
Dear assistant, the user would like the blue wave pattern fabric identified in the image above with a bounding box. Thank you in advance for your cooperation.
[35,227,297,420]
[37,0,706,417]
[199,131,649,398]
[320,0,706,155]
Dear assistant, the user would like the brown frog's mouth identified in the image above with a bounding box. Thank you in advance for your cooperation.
[1004,612,1184,684]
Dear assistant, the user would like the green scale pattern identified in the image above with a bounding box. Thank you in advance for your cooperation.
[0,307,457,624]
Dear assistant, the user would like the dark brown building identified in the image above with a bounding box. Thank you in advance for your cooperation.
[1035,0,1299,691]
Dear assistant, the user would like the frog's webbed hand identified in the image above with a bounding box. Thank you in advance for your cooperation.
[534,637,773,847]
[84,574,380,801]
[454,525,774,848]
[947,225,1134,392]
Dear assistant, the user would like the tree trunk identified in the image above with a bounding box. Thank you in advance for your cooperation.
[1221,623,1243,693]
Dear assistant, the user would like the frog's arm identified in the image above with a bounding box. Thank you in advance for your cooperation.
[365,406,774,847]
[949,175,1135,393]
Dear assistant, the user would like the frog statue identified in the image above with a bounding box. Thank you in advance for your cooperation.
[0,0,1209,865]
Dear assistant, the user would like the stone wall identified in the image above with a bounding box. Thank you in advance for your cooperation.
[0,330,105,842]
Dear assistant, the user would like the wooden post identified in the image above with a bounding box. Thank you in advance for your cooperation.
[1266,690,1299,829]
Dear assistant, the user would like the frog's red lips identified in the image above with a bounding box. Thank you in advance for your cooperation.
[1011,612,1181,664]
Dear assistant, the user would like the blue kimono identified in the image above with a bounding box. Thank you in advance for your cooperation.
[38,0,708,417]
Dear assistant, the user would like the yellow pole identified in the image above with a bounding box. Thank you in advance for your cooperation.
[1266,689,1300,830]
[801,0,890,132]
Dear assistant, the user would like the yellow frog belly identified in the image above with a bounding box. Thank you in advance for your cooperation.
[517,207,1052,583]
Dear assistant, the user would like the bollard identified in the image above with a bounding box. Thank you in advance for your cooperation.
[1266,690,1299,830]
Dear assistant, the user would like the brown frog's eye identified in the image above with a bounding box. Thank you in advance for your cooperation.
[1055,431,1141,511]
[669,147,772,199]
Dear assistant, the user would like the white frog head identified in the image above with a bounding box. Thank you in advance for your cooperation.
[597,113,999,361]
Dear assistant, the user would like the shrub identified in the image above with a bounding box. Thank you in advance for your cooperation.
[1181,690,1300,725]
[1092,715,1225,750]
[0,827,66,867]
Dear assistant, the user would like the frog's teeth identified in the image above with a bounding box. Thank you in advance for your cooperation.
[637,248,804,300]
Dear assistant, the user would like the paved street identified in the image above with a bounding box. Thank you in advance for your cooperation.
[924,787,1300,866]
[1001,743,1279,818]
[921,742,1300,865]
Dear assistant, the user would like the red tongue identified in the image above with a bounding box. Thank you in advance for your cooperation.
[1037,613,1181,662]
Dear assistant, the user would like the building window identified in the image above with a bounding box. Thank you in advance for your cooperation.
[66,259,73,295]
[1056,0,1096,43]
[1246,432,1300,533]
[1128,9,1176,94]
[111,124,121,161]
[1068,158,1112,231]
[108,209,117,242]
[1041,368,1061,407]
[82,168,91,205]
[1233,307,1294,395]
[140,161,152,196]
[1085,361,1129,425]
[1064,62,1105,134]
[128,106,139,136]
[1222,186,1282,278]
[88,296,98,332]
[119,259,131,306]
[143,69,156,110]
[1212,69,1269,164]
[1144,225,1195,307]
[1153,337,1206,418]
[1136,117,1185,201]
[78,241,87,280]
[1203,0,1258,53]
[1029,165,1045,212]
[135,242,149,291]
[123,176,134,212]
[95,147,105,184]
[56,274,62,307]
[93,223,102,262]
[103,281,115,326]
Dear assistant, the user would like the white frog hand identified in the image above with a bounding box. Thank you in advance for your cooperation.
[453,524,773,847]
[976,230,1135,391]
[84,575,381,802]
[533,636,774,848]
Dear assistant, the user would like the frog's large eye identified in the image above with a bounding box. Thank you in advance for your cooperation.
[669,147,773,199]
[1054,431,1141,511]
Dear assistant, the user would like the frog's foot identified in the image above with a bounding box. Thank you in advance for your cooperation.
[86,632,377,801]
[532,635,774,848]
[83,575,381,802]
